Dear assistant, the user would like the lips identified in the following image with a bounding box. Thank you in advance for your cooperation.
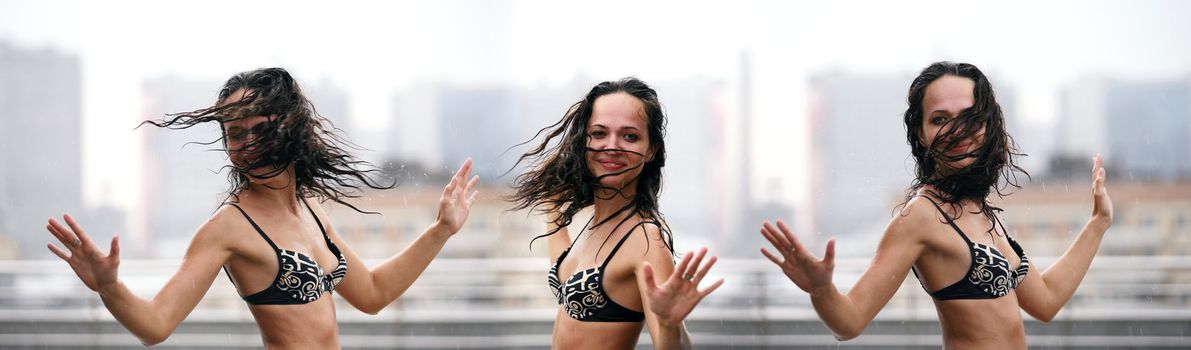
[596,159,626,171]
[949,142,972,153]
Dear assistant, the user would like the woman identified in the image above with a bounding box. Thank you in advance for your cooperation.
[759,62,1113,349]
[45,67,479,348]
[508,77,723,349]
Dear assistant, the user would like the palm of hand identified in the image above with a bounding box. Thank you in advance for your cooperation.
[436,159,480,234]
[642,247,724,326]
[760,220,836,295]
[46,214,120,292]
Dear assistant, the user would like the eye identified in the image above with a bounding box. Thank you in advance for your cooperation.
[590,130,607,138]
[623,133,639,142]
[226,129,246,141]
[250,123,271,137]
[930,116,948,125]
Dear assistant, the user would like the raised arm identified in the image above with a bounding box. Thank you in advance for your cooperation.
[759,213,927,340]
[46,213,233,346]
[1015,154,1113,322]
[639,246,723,350]
[329,158,479,314]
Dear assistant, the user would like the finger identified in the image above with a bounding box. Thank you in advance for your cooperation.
[109,235,121,260]
[759,224,785,251]
[760,248,785,266]
[1092,153,1101,179]
[456,158,473,183]
[64,214,95,247]
[823,238,836,266]
[761,221,791,251]
[692,255,717,284]
[47,243,70,260]
[672,251,694,283]
[46,220,67,243]
[685,247,708,279]
[464,175,480,197]
[1098,168,1107,190]
[47,219,77,247]
[699,278,725,298]
[776,220,808,255]
[641,262,659,291]
[443,171,459,193]
[467,190,480,206]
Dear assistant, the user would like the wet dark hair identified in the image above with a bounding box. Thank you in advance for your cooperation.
[901,62,1028,234]
[141,67,394,213]
[507,77,673,253]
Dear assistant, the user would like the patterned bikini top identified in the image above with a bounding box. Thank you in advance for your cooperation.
[224,201,348,305]
[913,196,1030,300]
[548,220,660,322]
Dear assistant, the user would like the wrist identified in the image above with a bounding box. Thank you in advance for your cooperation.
[809,283,837,299]
[428,221,455,240]
[1088,215,1112,232]
[658,317,683,328]
[96,280,123,298]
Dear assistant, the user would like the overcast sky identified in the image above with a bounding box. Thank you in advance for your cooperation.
[2,0,1189,211]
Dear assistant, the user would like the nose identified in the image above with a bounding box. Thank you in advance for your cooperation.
[606,134,627,151]
[590,135,623,152]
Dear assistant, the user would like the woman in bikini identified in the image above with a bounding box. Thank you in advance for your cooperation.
[45,67,479,348]
[760,62,1113,349]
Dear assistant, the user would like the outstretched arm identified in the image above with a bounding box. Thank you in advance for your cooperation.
[331,159,480,314]
[46,213,232,345]
[1016,154,1113,322]
[760,214,926,340]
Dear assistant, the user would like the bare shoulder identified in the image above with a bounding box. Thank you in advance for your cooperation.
[191,204,253,248]
[887,196,941,241]
[621,219,674,261]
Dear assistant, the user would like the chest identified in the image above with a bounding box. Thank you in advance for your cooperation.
[925,214,1022,268]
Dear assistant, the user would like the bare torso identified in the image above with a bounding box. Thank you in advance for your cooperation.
[220,198,344,349]
[911,194,1028,349]
[550,216,656,349]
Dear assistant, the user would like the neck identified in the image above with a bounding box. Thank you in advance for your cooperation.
[240,165,301,214]
[592,183,638,224]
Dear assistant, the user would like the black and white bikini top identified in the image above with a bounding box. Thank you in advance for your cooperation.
[548,219,660,322]
[223,201,348,305]
[913,196,1030,300]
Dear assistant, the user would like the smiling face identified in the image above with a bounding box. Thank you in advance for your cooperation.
[585,92,653,190]
[919,75,984,171]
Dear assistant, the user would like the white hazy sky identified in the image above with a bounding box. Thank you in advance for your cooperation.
[1,0,1189,212]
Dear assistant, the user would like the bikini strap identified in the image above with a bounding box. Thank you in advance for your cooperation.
[225,203,280,251]
[300,199,334,241]
[917,195,973,245]
[600,220,660,269]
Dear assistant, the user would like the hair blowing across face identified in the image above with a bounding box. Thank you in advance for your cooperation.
[901,62,1029,232]
[141,67,394,213]
[507,77,672,252]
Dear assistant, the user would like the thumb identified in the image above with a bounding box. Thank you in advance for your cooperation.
[109,235,121,261]
[823,238,836,267]
[641,262,658,291]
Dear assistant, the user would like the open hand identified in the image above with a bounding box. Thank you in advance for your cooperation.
[434,158,480,235]
[46,214,120,293]
[760,220,836,297]
[641,247,724,326]
[1090,154,1112,226]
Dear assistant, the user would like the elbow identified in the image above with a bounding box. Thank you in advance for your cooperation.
[357,299,388,315]
[139,332,170,346]
[1025,306,1058,323]
[833,330,861,341]
[1034,310,1058,323]
[829,324,864,341]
